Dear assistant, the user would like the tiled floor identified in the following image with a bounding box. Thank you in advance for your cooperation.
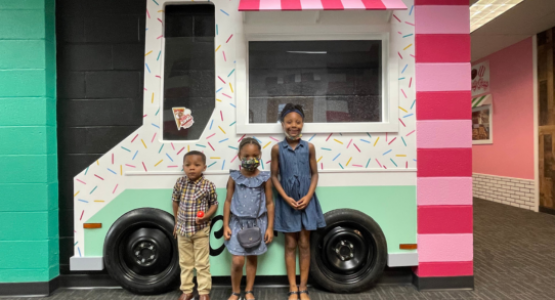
[6,199,555,300]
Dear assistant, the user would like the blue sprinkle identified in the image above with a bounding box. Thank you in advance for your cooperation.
[219,138,229,143]
[151,123,160,129]
[339,163,344,169]
[230,103,236,108]
[196,144,206,148]
[146,28,148,31]
[155,107,160,116]
[360,139,371,144]
[157,51,161,61]
[253,137,262,143]
[390,158,398,167]
[366,159,371,168]
[229,121,236,126]
[216,24,218,35]
[261,161,264,170]
[222,160,226,170]
[166,153,173,162]
[383,149,392,156]
[216,87,223,93]
[74,242,78,246]
[220,9,229,16]
[85,167,89,175]
[403,113,414,118]
[78,247,82,257]
[321,148,332,151]
[90,186,98,195]
[399,77,405,80]
[367,133,372,138]
[228,146,238,150]
[413,159,417,162]
[308,134,316,142]
[333,153,341,161]
[228,69,235,77]
[403,34,413,38]
[78,199,88,203]
[401,64,408,74]
[401,137,407,146]
[208,161,217,168]
[133,150,138,160]
[210,119,214,130]
[107,168,117,175]
[145,63,151,73]
[339,133,343,136]
[410,100,416,110]
[158,144,164,153]
[152,0,159,5]
[409,5,414,16]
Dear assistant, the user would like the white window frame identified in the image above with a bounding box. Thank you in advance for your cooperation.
[236,32,399,134]
[472,105,493,145]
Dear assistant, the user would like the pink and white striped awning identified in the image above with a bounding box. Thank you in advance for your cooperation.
[239,0,407,11]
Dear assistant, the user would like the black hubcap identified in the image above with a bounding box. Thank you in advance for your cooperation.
[122,228,172,275]
[322,226,373,275]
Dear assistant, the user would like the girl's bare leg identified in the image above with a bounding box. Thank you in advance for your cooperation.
[298,229,311,300]
[245,255,258,300]
[285,232,299,300]
[229,255,245,300]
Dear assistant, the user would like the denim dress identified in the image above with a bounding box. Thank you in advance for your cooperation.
[275,140,326,233]
[224,170,270,256]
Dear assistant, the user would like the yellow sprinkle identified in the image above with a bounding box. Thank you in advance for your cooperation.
[396,154,407,157]
[96,160,99,165]
[317,156,323,163]
[215,45,221,52]
[188,145,190,152]
[346,157,352,166]
[145,50,152,56]
[229,83,234,93]
[333,139,344,145]
[74,191,80,197]
[155,159,163,167]
[263,141,272,149]
[94,200,105,203]
[219,126,226,134]
[120,165,123,176]
[157,10,164,12]
[141,139,147,149]
[404,44,413,50]
[398,106,408,113]
[373,137,380,147]
[151,93,154,104]
[210,157,221,159]
[216,99,222,102]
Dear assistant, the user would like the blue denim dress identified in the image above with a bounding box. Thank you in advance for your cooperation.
[224,170,270,256]
[275,140,326,233]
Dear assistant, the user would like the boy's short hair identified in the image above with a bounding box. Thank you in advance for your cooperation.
[183,150,206,164]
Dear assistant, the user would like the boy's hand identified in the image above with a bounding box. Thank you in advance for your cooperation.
[264,228,274,244]
[224,226,232,240]
[285,196,298,210]
[195,215,209,225]
[297,196,311,210]
[173,224,178,239]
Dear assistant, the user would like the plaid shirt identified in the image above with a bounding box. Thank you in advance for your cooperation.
[172,176,218,237]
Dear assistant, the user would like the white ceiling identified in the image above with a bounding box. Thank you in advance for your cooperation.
[470,0,555,61]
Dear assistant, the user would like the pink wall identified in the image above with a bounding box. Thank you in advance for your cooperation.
[472,37,535,180]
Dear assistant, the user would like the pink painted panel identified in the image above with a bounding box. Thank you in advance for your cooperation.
[260,0,282,10]
[416,63,470,92]
[341,0,365,9]
[415,261,474,277]
[418,233,473,262]
[418,206,473,234]
[381,0,407,9]
[472,38,535,180]
[417,120,471,148]
[239,0,260,10]
[415,6,470,34]
[417,177,473,205]
[300,0,324,9]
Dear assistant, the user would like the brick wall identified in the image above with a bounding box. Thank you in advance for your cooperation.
[56,0,146,274]
[473,173,536,211]
[0,0,59,287]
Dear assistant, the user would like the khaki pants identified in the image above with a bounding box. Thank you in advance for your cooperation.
[177,226,212,295]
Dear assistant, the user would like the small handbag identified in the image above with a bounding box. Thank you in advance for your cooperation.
[236,195,263,249]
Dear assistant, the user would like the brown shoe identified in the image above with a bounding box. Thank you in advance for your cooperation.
[199,294,210,300]
[178,293,194,300]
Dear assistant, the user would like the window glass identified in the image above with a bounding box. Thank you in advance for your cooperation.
[163,4,215,140]
[248,40,382,124]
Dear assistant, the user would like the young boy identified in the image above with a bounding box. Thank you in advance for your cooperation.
[172,151,218,300]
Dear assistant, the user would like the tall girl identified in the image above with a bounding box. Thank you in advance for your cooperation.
[223,137,274,300]
[271,103,326,300]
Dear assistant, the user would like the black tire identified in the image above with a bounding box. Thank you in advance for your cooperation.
[310,209,387,293]
[104,208,180,295]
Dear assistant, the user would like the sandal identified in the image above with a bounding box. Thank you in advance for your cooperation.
[228,292,242,300]
[245,290,255,300]
[287,288,299,300]
[298,287,310,300]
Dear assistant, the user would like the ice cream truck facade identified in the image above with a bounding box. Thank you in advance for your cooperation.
[70,0,473,295]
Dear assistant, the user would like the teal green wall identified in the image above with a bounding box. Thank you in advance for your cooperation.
[0,0,59,283]
[84,186,416,276]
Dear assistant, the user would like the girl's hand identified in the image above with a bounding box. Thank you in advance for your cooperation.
[297,196,311,210]
[224,226,232,240]
[285,196,298,209]
[265,228,274,244]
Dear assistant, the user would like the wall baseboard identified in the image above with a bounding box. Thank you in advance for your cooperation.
[412,275,474,291]
[0,277,59,297]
